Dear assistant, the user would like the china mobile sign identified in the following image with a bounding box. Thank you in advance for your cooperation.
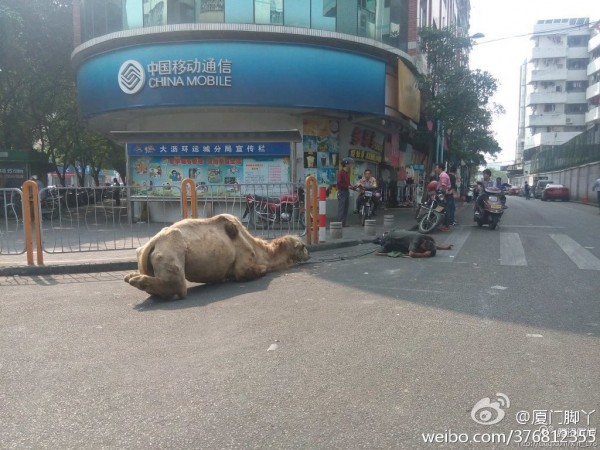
[118,57,232,95]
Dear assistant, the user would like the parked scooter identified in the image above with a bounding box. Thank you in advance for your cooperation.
[474,186,504,230]
[243,187,305,229]
[356,188,380,226]
[415,182,447,234]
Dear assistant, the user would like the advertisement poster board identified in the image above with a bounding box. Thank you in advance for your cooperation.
[128,143,291,196]
[302,118,340,199]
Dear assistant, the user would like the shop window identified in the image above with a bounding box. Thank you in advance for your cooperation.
[198,0,224,22]
[225,0,253,23]
[124,0,144,29]
[168,0,196,24]
[285,0,310,28]
[311,0,336,31]
[255,0,283,25]
[144,0,166,26]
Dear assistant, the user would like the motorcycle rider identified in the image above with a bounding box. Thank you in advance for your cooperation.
[524,181,531,200]
[354,169,379,215]
[475,169,505,216]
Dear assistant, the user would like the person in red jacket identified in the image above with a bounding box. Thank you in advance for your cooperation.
[336,157,355,226]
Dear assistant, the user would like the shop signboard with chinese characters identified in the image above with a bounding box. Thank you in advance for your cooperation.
[127,142,291,196]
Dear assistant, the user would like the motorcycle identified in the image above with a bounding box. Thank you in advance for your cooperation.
[356,188,380,226]
[474,187,504,230]
[415,189,447,234]
[243,187,305,230]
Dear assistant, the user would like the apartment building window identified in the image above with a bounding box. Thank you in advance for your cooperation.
[544,104,556,112]
[567,59,587,70]
[566,81,588,92]
[565,104,587,114]
[567,36,587,47]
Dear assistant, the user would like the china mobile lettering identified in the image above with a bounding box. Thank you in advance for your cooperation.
[148,75,232,88]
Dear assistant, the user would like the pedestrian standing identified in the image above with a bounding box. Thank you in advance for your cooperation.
[592,177,600,214]
[448,166,458,226]
[112,177,121,206]
[524,181,531,200]
[336,157,354,226]
[434,163,452,232]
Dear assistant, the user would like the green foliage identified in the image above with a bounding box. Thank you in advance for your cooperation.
[0,0,125,185]
[418,27,504,165]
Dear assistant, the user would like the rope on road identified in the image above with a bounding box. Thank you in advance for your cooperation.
[299,246,379,264]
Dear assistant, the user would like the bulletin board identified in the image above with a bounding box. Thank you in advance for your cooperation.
[128,155,291,196]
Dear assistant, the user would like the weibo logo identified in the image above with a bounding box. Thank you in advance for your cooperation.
[118,60,145,94]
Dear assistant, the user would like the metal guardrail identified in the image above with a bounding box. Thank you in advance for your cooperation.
[1,181,309,259]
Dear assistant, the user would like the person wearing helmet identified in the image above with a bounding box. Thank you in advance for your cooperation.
[336,157,355,226]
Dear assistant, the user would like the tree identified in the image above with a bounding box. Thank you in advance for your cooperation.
[0,0,125,185]
[417,27,504,167]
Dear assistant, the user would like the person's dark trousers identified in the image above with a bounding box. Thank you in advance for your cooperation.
[445,194,456,226]
[337,190,349,226]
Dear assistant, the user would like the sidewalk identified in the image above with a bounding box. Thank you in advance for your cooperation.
[0,206,431,276]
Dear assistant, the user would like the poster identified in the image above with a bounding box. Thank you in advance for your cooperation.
[302,118,340,198]
[129,155,290,196]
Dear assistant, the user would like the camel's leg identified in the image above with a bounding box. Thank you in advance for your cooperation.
[127,254,188,300]
[233,264,268,282]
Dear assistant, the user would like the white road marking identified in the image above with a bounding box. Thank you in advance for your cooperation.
[550,234,600,271]
[437,229,470,263]
[500,232,527,266]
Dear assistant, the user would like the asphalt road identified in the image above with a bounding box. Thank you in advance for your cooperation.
[1,196,599,449]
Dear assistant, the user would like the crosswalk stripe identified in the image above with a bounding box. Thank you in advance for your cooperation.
[436,229,470,263]
[500,232,527,266]
[549,234,600,271]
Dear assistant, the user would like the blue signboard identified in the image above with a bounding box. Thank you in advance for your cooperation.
[77,42,386,118]
[127,142,290,156]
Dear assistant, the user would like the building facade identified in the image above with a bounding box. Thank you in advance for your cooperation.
[586,21,600,128]
[524,18,590,151]
[72,0,471,209]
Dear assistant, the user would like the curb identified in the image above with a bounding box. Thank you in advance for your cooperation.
[0,238,371,277]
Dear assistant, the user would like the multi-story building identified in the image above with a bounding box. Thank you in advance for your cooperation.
[71,0,472,216]
[524,17,590,151]
[586,21,600,127]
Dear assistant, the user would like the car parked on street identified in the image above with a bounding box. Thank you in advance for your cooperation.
[508,186,521,196]
[541,184,569,201]
[533,180,554,198]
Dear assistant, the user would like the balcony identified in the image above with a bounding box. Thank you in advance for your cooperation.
[530,46,567,61]
[566,69,588,81]
[588,32,600,52]
[566,46,590,59]
[527,113,585,127]
[587,81,600,101]
[530,68,568,82]
[588,57,600,76]
[528,113,565,126]
[526,91,586,105]
[586,106,600,124]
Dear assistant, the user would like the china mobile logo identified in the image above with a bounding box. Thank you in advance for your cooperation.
[471,393,510,425]
[118,60,145,94]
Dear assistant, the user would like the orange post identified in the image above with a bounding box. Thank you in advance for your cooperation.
[22,180,44,265]
[304,175,319,244]
[181,178,197,218]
